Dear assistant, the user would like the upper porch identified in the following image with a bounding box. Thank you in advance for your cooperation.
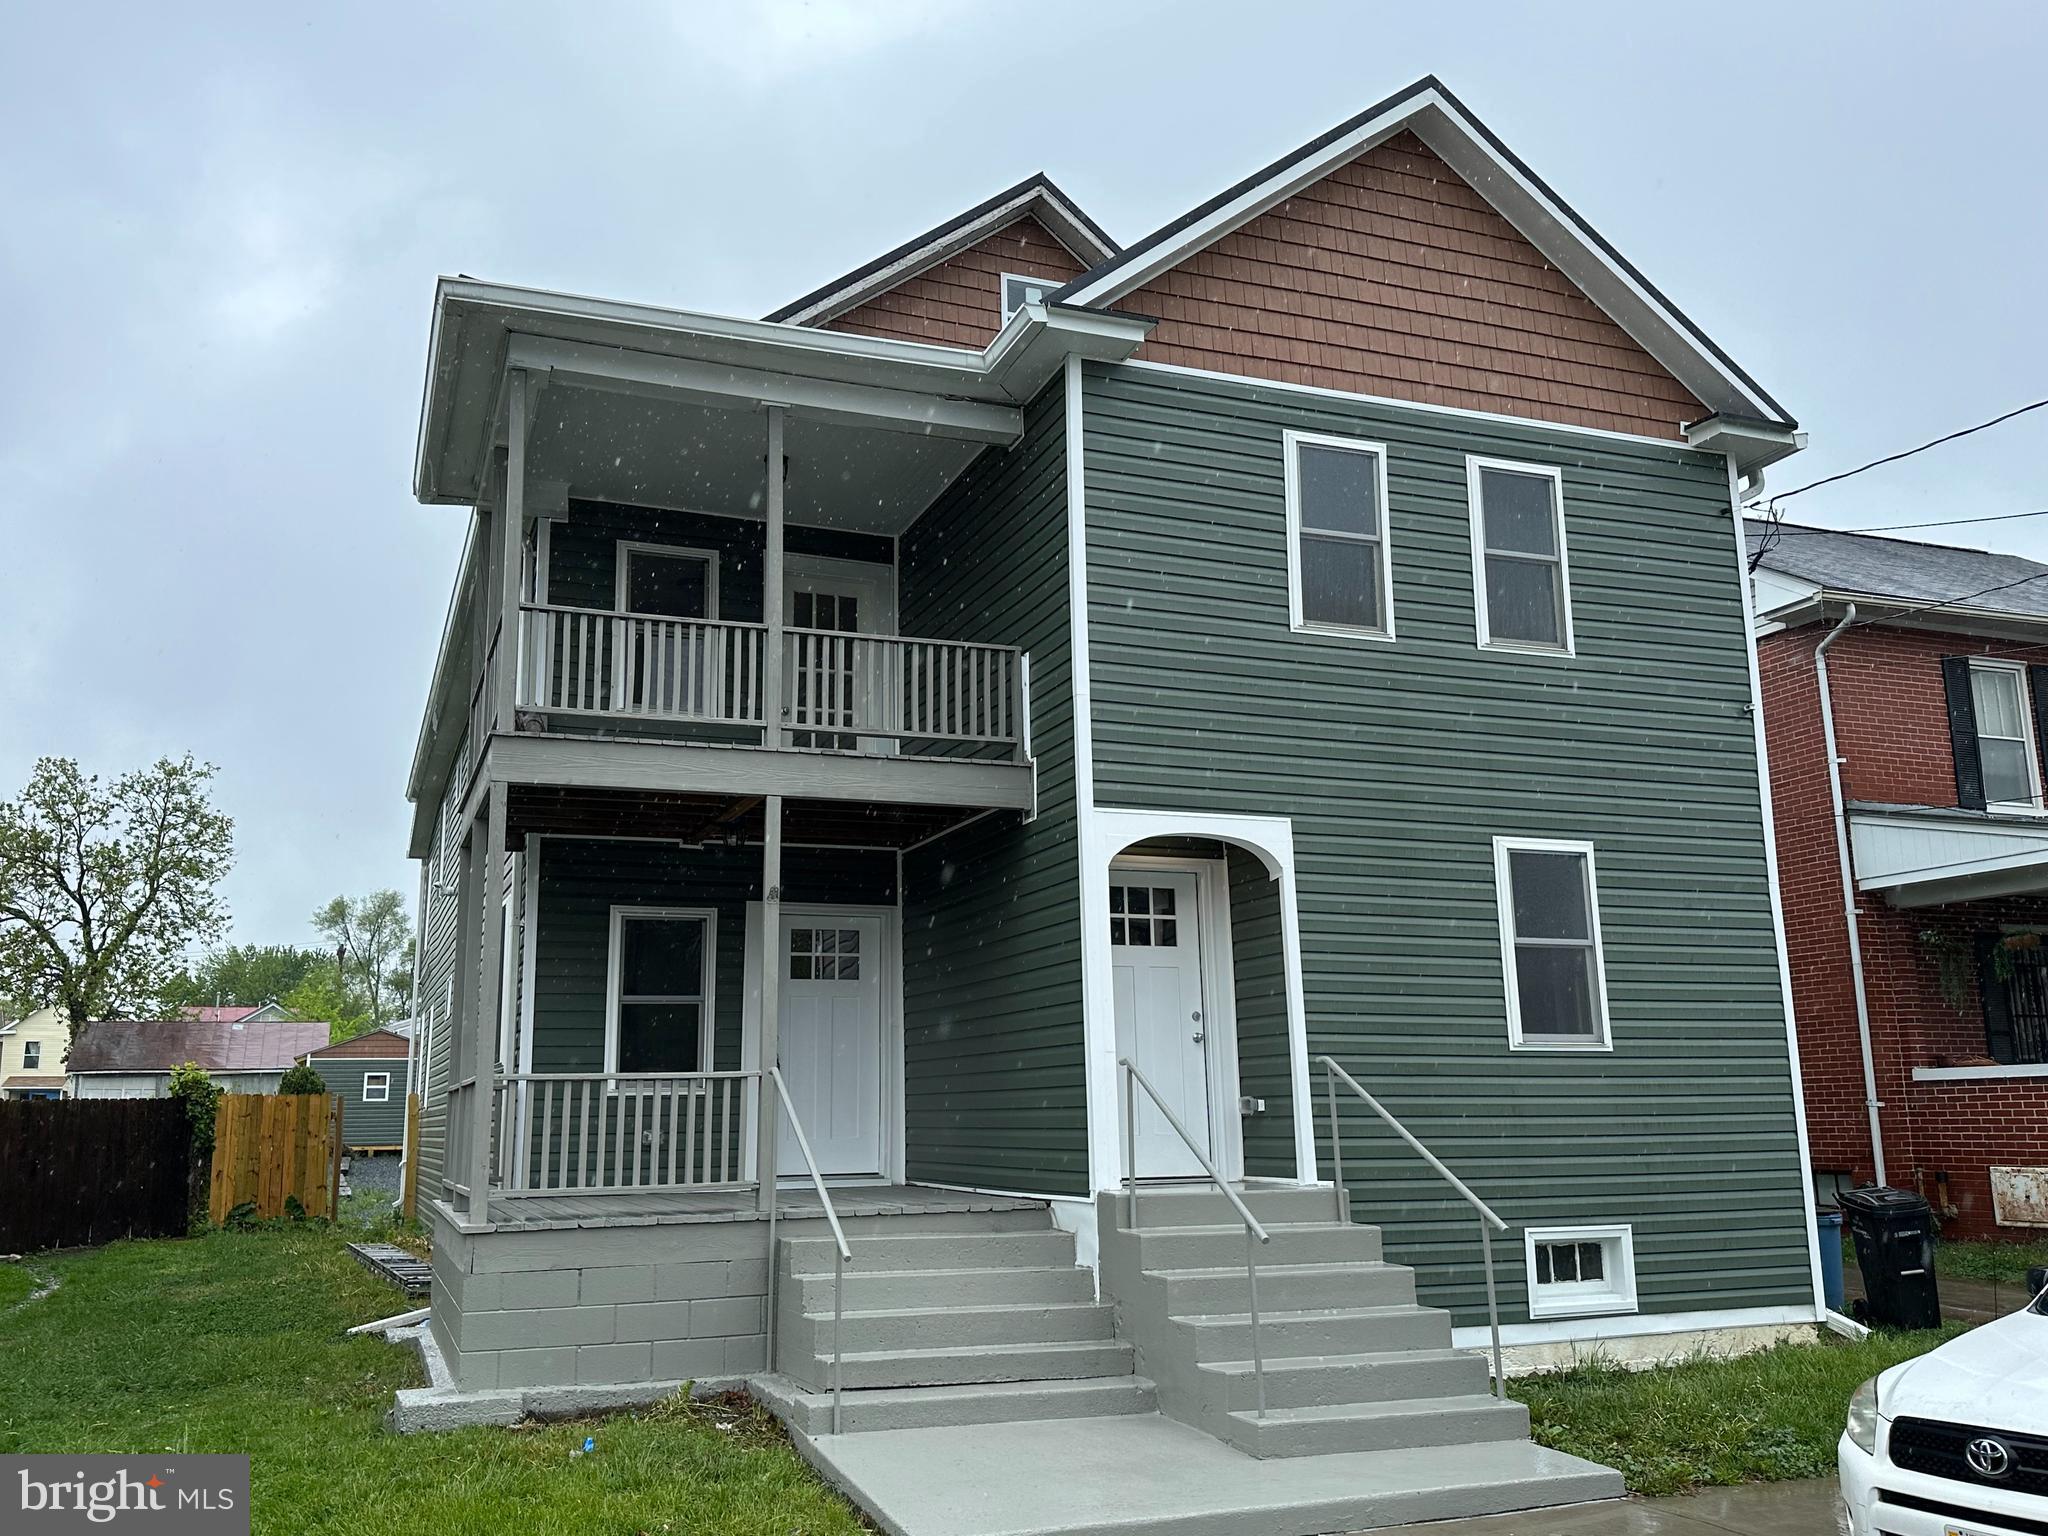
[405,279,1151,858]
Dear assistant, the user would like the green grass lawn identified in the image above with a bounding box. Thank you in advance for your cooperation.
[1937,1236,2048,1285]
[1512,1326,1967,1496]
[0,1227,864,1536]
[0,1262,39,1309]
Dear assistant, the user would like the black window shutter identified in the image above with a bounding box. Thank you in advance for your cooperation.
[1979,934,2018,1064]
[2028,666,2048,791]
[1943,656,1987,810]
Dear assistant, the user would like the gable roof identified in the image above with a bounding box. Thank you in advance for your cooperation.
[1053,76,1795,434]
[67,1018,331,1075]
[1747,521,2048,623]
[305,1028,410,1060]
[765,173,1118,328]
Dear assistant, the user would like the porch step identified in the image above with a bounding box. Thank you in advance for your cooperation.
[1120,1186,1341,1228]
[781,1227,1076,1275]
[786,1262,1094,1312]
[750,1371,1156,1436]
[1156,1259,1414,1314]
[1178,1303,1451,1362]
[1197,1347,1495,1412]
[805,1300,1116,1354]
[1129,1220,1384,1271]
[1218,1391,1532,1459]
[823,1339,1138,1390]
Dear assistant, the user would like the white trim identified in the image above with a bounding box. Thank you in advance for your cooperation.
[1913,1062,2048,1083]
[1724,458,1829,1324]
[1109,853,1245,1180]
[1001,272,1064,323]
[1122,358,1697,454]
[363,1072,392,1104]
[1491,836,1612,1052]
[517,839,539,1077]
[1966,657,2048,815]
[1282,429,1396,642]
[602,905,717,1077]
[613,541,721,621]
[1451,1302,1819,1351]
[740,901,904,1184]
[1467,456,1575,656]
[1064,355,1119,1195]
[1523,1223,1637,1319]
[1056,85,1787,425]
[1085,807,1317,1188]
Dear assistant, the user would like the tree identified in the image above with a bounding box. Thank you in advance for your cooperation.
[279,967,372,1044]
[277,1062,326,1095]
[160,943,324,1013]
[168,1061,223,1155]
[311,890,413,1029]
[0,756,234,1036]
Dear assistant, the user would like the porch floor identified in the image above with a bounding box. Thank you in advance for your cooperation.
[451,1183,1046,1234]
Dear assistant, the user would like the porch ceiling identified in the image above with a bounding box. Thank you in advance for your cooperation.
[505,783,996,851]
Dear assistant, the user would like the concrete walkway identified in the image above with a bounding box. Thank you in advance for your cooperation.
[1404,1478,1842,1535]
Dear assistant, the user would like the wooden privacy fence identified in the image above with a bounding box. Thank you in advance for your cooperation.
[208,1093,344,1224]
[0,1098,198,1252]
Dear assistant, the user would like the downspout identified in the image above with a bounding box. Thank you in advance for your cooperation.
[1814,605,1887,1185]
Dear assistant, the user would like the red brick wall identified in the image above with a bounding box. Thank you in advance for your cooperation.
[1760,621,2048,1237]
[1118,132,1707,440]
[821,216,1084,348]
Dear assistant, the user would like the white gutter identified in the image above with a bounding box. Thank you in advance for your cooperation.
[1814,604,1887,1184]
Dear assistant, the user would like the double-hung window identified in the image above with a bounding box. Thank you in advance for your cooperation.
[1493,837,1611,1049]
[1284,430,1395,639]
[1469,458,1573,653]
[1967,660,2042,812]
[22,1040,41,1070]
[606,907,715,1077]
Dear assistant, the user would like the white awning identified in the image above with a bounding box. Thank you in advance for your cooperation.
[1849,807,2048,907]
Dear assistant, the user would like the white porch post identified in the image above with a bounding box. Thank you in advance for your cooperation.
[496,369,530,736]
[762,403,786,749]
[468,784,507,1219]
[756,793,784,1208]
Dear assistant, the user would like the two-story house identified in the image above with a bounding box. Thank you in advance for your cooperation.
[0,1007,69,1099]
[399,77,1817,1530]
[1753,520,2048,1238]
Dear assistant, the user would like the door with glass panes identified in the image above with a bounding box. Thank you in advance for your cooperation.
[784,556,893,751]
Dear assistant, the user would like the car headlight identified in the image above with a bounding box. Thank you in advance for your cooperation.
[1846,1375,1879,1455]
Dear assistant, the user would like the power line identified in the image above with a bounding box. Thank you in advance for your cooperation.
[1760,506,2048,536]
[1746,396,2048,511]
[1846,567,2048,630]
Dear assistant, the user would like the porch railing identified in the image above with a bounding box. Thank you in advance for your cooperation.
[497,1071,758,1193]
[514,605,1027,762]
[1316,1055,1508,1399]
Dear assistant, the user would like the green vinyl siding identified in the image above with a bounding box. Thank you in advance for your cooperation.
[531,837,896,1074]
[546,501,891,617]
[1081,362,1808,1326]
[899,382,1088,1195]
[309,1056,409,1149]
[1227,844,1294,1176]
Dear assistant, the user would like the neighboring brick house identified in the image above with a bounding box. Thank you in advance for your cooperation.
[1752,520,2048,1237]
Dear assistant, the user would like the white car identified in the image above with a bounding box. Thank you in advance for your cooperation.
[1840,1283,2048,1536]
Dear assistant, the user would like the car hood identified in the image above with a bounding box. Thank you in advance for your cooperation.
[1884,1307,2048,1434]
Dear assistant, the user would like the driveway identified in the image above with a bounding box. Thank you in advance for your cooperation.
[1405,1478,1842,1535]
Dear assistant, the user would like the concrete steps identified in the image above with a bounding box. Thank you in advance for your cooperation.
[1201,1347,1496,1410]
[1179,1303,1451,1361]
[1220,1391,1531,1459]
[752,1370,1157,1436]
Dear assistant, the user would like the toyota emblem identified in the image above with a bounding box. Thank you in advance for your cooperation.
[1966,1436,2014,1478]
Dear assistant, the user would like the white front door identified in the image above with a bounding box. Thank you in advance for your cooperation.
[785,556,895,751]
[777,912,885,1177]
[1110,869,1211,1178]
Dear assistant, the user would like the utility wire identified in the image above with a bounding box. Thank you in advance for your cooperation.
[1758,506,2048,537]
[1845,567,2048,629]
[1746,397,2048,511]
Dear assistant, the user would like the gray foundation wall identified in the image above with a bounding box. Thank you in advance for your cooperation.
[429,1207,773,1392]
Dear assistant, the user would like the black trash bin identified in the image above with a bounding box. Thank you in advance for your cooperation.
[1839,1186,1942,1329]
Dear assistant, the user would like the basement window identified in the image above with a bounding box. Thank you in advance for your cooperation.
[363,1072,391,1104]
[1524,1225,1637,1319]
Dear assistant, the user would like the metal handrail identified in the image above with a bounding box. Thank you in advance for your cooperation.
[1314,1055,1508,1400]
[766,1065,853,1434]
[1117,1057,1272,1419]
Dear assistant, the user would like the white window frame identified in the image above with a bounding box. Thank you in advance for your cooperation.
[1523,1223,1637,1319]
[1492,836,1613,1052]
[1000,272,1060,321]
[1467,456,1575,656]
[614,542,721,621]
[603,905,717,1080]
[22,1040,40,1070]
[1968,658,2045,815]
[1283,429,1397,642]
[362,1072,391,1104]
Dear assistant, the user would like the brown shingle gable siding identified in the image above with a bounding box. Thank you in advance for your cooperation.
[1118,133,1706,440]
[823,217,1086,349]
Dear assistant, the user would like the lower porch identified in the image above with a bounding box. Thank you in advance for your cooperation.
[435,1182,1047,1234]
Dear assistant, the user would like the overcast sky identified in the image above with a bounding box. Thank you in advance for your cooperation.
[4,1,2045,951]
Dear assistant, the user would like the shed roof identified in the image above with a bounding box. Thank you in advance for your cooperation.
[306,1028,409,1060]
[67,1018,330,1074]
